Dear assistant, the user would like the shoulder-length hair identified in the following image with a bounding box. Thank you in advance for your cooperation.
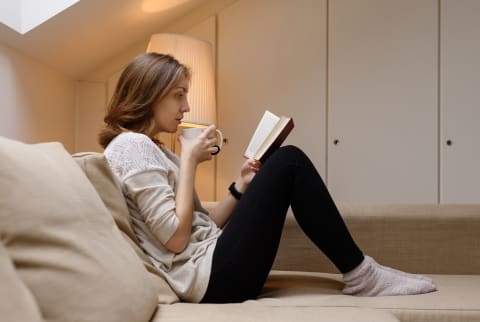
[98,53,191,148]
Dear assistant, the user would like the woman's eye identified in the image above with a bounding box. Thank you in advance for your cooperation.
[175,93,184,99]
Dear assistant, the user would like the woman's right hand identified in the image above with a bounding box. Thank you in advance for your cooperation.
[178,125,218,164]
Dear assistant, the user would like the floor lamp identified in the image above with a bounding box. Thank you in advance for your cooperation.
[146,33,216,150]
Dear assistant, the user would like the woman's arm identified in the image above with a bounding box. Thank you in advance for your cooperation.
[164,155,197,253]
[208,159,260,228]
[165,126,218,253]
[208,179,247,228]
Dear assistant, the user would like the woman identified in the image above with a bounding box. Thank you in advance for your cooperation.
[99,53,436,303]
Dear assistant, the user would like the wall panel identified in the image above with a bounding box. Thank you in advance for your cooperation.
[217,0,327,199]
[0,44,76,151]
[440,0,480,203]
[328,0,438,203]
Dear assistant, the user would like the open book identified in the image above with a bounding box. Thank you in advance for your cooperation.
[244,110,294,162]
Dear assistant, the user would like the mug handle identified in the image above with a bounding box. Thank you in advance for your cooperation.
[215,129,224,149]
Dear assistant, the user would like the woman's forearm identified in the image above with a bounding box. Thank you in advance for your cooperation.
[209,179,247,228]
[165,156,197,253]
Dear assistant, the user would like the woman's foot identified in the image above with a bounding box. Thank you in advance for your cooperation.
[342,256,437,296]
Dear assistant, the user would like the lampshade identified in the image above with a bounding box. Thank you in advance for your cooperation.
[146,33,216,125]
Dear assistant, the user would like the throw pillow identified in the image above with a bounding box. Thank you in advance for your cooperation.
[73,152,179,304]
[0,242,44,322]
[0,137,160,322]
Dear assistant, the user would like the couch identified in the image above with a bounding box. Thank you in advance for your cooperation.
[1,136,479,322]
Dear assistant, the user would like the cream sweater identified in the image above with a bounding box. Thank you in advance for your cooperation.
[104,132,221,303]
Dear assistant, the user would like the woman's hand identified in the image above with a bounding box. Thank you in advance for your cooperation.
[208,158,260,228]
[178,125,218,164]
[237,158,261,191]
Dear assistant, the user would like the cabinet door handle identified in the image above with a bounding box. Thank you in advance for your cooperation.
[446,140,453,146]
[333,139,340,145]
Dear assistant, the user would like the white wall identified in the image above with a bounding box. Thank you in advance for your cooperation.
[75,81,106,152]
[0,44,76,151]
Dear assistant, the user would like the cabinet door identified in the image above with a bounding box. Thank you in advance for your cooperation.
[217,0,327,199]
[441,0,480,203]
[328,0,438,202]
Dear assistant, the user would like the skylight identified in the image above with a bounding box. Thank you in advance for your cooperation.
[0,0,80,34]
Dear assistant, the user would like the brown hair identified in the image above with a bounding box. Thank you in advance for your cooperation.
[98,53,191,148]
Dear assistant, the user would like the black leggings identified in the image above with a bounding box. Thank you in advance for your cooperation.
[201,146,364,303]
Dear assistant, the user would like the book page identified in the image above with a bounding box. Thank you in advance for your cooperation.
[255,116,292,160]
[244,111,280,158]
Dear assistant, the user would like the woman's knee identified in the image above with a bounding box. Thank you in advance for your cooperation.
[259,145,311,176]
[274,145,307,161]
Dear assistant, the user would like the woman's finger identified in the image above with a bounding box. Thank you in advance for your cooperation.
[210,145,221,156]
[199,125,217,139]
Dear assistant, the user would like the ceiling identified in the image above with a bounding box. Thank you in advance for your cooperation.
[0,0,212,79]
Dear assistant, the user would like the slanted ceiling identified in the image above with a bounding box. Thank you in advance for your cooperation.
[0,0,212,79]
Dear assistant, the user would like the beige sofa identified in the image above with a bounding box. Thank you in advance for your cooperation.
[1,137,479,322]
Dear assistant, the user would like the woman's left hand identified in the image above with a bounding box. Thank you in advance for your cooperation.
[209,158,261,227]
[239,158,261,186]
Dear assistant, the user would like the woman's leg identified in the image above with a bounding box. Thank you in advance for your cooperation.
[201,145,436,303]
[201,145,364,303]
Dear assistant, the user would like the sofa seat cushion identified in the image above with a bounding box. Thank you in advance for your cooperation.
[152,303,399,322]
[0,137,161,322]
[258,271,480,322]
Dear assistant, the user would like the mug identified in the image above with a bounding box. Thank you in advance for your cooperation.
[181,126,224,155]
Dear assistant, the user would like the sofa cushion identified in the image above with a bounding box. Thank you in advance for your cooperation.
[0,137,161,322]
[0,242,44,322]
[73,152,179,304]
[152,303,399,322]
[259,271,480,322]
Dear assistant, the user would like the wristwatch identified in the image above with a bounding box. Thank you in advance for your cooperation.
[228,182,243,200]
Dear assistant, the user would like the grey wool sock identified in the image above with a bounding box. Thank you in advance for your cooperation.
[342,256,437,297]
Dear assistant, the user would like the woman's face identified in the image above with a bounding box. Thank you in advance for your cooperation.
[152,78,190,134]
